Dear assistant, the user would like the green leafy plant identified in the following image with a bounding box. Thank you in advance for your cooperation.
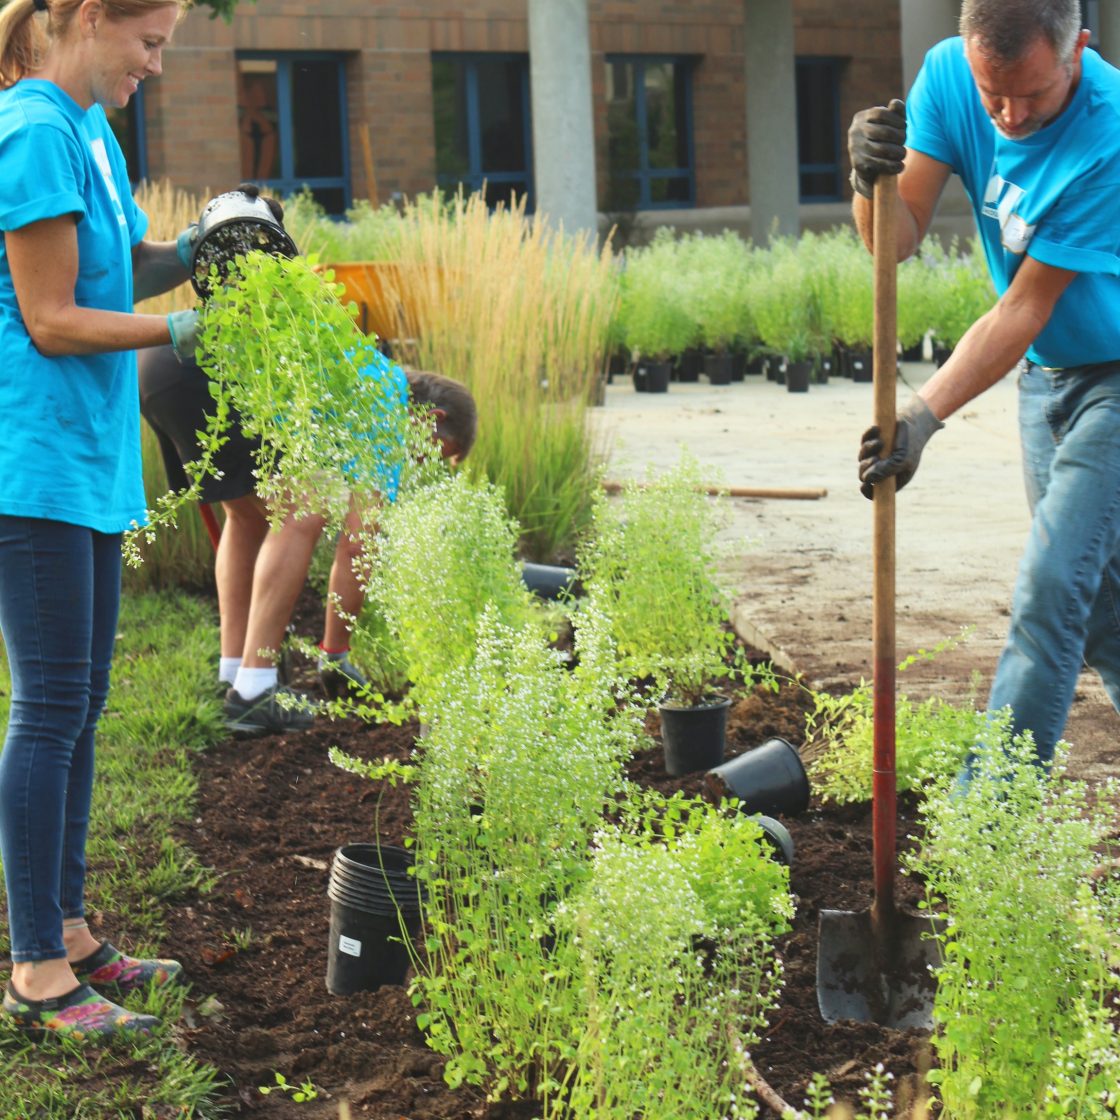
[409,605,644,1104]
[543,791,790,1120]
[364,472,536,721]
[910,729,1120,1118]
[805,633,987,803]
[925,236,997,350]
[258,1071,319,1103]
[578,454,745,707]
[126,252,437,566]
[618,230,697,360]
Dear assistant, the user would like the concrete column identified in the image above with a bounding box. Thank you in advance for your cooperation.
[527,0,598,236]
[1097,1,1120,67]
[743,0,799,244]
[900,0,959,93]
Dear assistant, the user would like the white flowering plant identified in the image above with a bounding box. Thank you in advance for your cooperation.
[910,727,1120,1118]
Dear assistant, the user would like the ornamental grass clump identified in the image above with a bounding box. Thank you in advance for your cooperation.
[410,605,644,1101]
[578,454,742,707]
[910,728,1120,1119]
[545,793,791,1120]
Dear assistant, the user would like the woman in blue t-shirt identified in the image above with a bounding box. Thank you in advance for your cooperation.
[0,0,201,1039]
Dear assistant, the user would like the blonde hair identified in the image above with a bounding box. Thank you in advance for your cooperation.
[0,0,188,90]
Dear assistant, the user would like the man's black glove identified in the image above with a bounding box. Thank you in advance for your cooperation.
[848,98,906,199]
[238,181,285,225]
[858,395,944,499]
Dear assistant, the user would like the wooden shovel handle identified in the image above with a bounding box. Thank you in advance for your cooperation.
[871,175,898,922]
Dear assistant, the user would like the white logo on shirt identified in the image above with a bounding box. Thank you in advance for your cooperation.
[89,138,127,227]
[982,171,1035,254]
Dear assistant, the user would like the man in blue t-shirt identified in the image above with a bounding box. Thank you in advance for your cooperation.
[850,0,1120,774]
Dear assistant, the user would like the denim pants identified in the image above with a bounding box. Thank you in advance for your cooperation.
[0,516,121,962]
[986,360,1120,766]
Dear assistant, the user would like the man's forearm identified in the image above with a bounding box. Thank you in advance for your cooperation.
[917,301,1034,420]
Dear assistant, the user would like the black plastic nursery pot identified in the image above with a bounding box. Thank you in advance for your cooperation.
[190,189,298,298]
[633,361,671,393]
[729,350,747,381]
[848,348,874,382]
[676,348,703,383]
[326,844,424,996]
[704,736,810,816]
[900,340,925,362]
[932,344,954,368]
[520,562,579,601]
[752,814,795,866]
[744,352,767,375]
[704,352,733,385]
[785,359,812,393]
[659,695,731,777]
[815,353,832,384]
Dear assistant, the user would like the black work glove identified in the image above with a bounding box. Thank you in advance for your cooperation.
[848,98,906,199]
[858,395,944,499]
[237,181,285,225]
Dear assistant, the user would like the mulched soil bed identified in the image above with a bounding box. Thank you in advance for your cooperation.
[163,625,937,1119]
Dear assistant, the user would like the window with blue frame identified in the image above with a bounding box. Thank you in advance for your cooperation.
[106,87,146,186]
[605,57,694,210]
[237,54,350,214]
[431,54,533,210]
[796,57,842,202]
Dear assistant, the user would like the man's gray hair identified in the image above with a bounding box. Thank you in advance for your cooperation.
[960,0,1082,64]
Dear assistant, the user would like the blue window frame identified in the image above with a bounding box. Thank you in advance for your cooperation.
[237,52,350,215]
[106,85,147,186]
[431,53,533,210]
[796,57,843,202]
[605,56,695,210]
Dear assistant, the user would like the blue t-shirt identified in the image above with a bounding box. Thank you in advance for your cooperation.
[0,80,149,532]
[907,39,1120,368]
[342,343,409,502]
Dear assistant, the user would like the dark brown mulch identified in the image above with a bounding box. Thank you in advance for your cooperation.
[159,632,937,1119]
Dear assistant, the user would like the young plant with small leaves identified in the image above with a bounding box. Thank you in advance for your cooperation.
[578,453,745,707]
[911,727,1120,1118]
[805,633,987,803]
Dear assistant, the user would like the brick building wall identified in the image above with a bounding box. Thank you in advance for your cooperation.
[154,0,900,210]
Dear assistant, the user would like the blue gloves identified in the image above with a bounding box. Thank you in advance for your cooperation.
[167,309,201,364]
[176,224,198,271]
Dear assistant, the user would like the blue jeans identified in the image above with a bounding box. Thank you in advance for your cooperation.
[0,516,121,962]
[985,360,1120,767]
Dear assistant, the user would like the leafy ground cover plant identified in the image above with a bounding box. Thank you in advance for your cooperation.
[578,454,748,707]
[545,793,792,1120]
[910,728,1120,1118]
[362,472,536,721]
[410,605,644,1101]
[127,252,432,565]
[805,633,986,803]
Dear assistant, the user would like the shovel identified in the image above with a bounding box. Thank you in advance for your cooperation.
[816,174,942,1030]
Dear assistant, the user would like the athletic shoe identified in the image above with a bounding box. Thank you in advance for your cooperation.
[3,982,159,1040]
[318,651,368,701]
[223,685,315,738]
[70,941,182,997]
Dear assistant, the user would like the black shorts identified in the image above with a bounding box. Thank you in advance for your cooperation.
[138,345,262,504]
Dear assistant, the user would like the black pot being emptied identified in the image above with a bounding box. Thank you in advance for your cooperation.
[189,189,298,298]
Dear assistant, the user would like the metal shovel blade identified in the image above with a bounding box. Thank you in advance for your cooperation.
[817,907,944,1029]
